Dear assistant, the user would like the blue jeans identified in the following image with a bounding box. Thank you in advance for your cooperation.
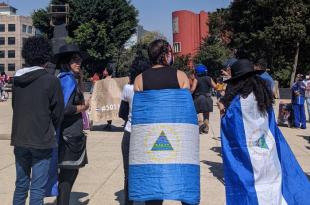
[13,147,52,205]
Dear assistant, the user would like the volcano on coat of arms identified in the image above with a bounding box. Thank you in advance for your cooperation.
[151,131,174,151]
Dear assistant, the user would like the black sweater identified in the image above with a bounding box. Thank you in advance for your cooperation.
[11,68,64,149]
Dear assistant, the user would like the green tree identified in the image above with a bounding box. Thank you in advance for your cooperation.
[228,0,309,86]
[173,54,191,72]
[32,0,138,75]
[194,9,233,78]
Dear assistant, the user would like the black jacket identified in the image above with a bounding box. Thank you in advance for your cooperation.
[11,67,64,149]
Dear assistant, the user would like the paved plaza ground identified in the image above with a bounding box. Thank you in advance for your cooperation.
[0,97,309,205]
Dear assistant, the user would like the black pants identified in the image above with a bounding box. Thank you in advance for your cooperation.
[121,131,133,205]
[57,169,79,205]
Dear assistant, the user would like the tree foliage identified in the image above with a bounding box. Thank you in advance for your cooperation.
[32,0,138,75]
[194,9,233,78]
[227,0,310,86]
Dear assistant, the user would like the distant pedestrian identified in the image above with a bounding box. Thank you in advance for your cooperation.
[291,74,306,129]
[54,44,89,205]
[103,63,115,130]
[191,64,216,134]
[11,36,64,205]
[254,58,275,96]
[303,73,310,122]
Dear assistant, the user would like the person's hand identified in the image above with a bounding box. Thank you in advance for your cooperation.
[84,97,91,110]
[221,69,231,77]
[217,101,225,116]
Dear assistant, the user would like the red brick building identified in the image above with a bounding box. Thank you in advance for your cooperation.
[172,10,209,58]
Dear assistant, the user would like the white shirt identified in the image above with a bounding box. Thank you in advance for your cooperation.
[304,80,310,98]
[121,84,134,132]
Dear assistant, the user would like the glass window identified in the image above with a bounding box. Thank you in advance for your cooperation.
[8,63,15,71]
[173,42,181,53]
[28,26,33,34]
[0,24,5,32]
[0,37,5,45]
[8,50,15,58]
[22,24,27,32]
[0,50,4,58]
[8,24,15,32]
[8,37,15,45]
[0,64,4,73]
[172,17,179,34]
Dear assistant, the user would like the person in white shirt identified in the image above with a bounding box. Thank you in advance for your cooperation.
[303,74,310,121]
[120,57,150,205]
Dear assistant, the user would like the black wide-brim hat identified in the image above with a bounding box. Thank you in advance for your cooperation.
[53,44,87,65]
[224,59,264,83]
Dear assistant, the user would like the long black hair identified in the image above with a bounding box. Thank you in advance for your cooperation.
[221,74,274,114]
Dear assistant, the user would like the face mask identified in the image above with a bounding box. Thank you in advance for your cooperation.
[167,54,174,66]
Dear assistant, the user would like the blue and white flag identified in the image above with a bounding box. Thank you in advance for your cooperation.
[45,72,76,196]
[221,93,310,205]
[129,89,200,204]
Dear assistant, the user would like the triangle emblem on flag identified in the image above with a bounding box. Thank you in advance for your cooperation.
[255,134,269,150]
[151,131,174,151]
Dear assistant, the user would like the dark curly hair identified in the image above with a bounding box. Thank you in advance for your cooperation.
[221,74,274,114]
[148,39,171,66]
[22,36,52,67]
[129,56,150,84]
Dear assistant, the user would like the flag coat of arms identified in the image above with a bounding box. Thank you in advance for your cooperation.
[221,93,310,205]
[129,89,200,204]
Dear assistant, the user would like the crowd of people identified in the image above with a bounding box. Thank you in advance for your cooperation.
[9,36,310,205]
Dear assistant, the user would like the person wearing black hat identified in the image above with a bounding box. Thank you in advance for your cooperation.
[218,59,272,115]
[54,44,89,205]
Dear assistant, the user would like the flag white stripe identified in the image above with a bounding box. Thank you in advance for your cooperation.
[130,123,199,165]
[240,93,288,205]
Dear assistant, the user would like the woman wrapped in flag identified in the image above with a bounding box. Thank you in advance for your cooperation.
[218,59,310,205]
[46,44,89,205]
[129,39,200,205]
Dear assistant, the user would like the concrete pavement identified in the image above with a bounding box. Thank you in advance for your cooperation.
[0,97,309,205]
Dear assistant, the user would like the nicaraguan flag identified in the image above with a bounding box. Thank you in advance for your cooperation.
[221,93,310,205]
[45,72,76,196]
[129,89,200,204]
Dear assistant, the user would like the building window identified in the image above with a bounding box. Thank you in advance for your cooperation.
[22,24,27,32]
[0,24,5,32]
[8,37,15,45]
[172,17,179,34]
[0,37,5,45]
[8,50,15,58]
[0,64,4,72]
[8,24,16,32]
[8,63,15,71]
[0,50,4,58]
[173,42,181,53]
[28,26,33,34]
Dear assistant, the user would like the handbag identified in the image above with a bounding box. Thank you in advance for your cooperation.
[118,100,129,121]
[82,111,90,130]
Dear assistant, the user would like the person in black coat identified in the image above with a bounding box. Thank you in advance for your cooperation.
[11,36,64,205]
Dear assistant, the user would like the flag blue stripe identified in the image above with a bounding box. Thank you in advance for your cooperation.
[268,109,310,204]
[129,164,200,204]
[221,96,259,205]
[132,89,198,125]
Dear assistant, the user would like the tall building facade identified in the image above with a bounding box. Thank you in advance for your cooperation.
[172,10,209,58]
[0,2,35,76]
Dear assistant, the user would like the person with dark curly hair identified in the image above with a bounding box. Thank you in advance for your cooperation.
[219,59,310,205]
[119,56,150,205]
[11,36,64,205]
